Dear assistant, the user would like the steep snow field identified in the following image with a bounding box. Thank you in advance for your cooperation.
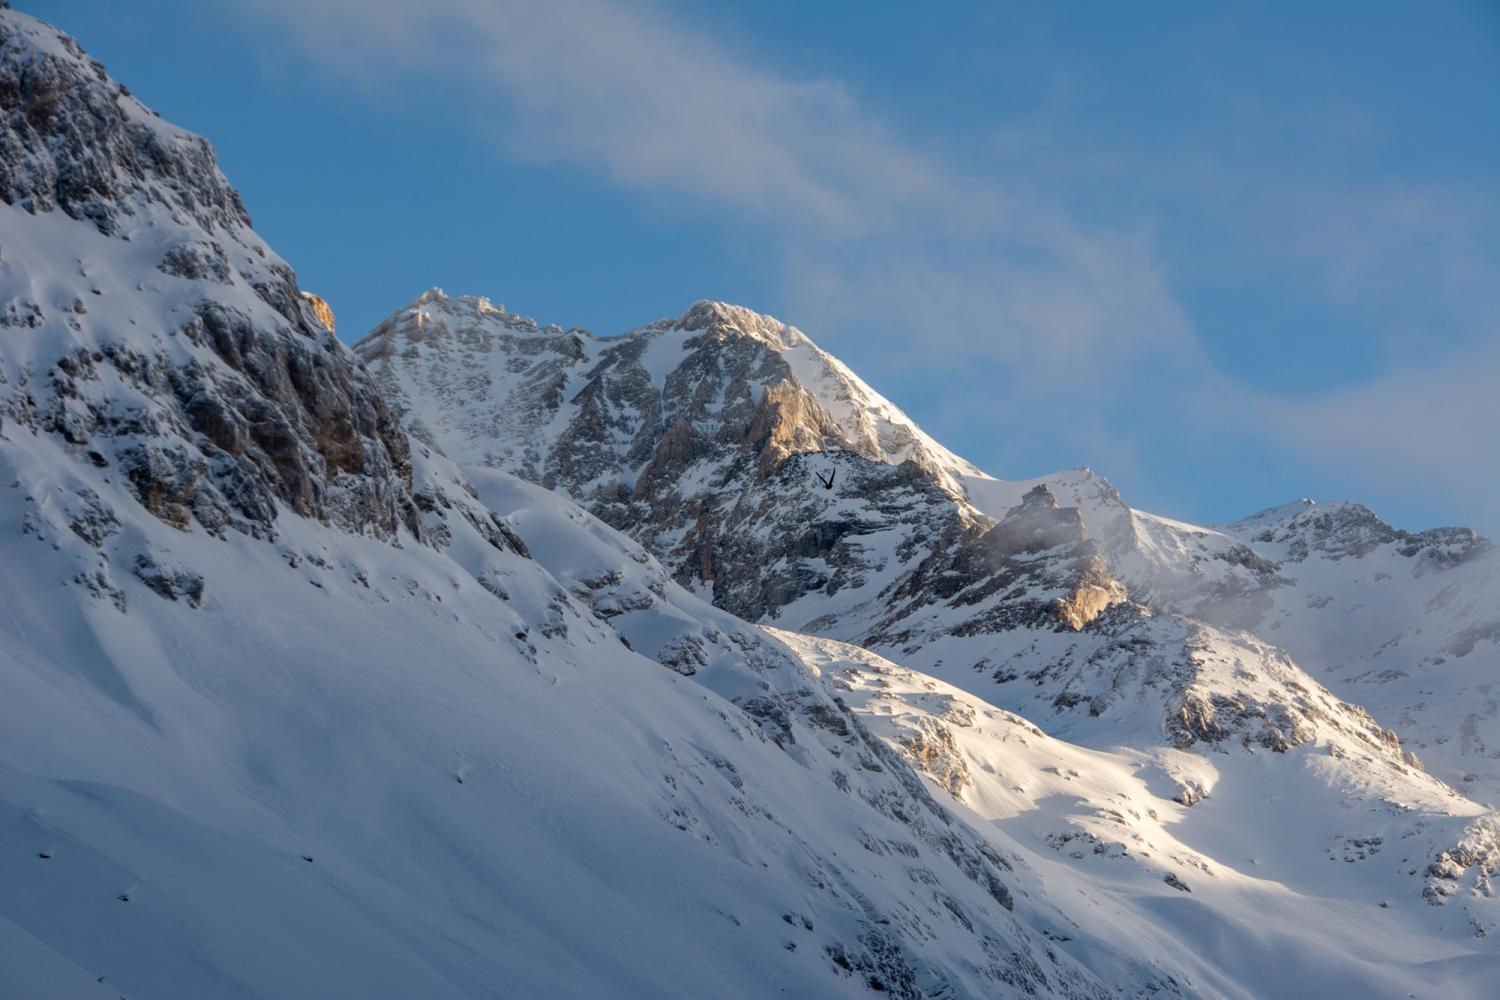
[786,632,1500,998]
[1,437,1130,997]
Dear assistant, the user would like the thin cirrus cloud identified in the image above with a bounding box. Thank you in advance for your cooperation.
[235,0,1498,532]
[234,0,1198,368]
[238,0,940,235]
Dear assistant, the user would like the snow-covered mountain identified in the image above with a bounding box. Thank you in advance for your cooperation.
[5,4,1500,998]
[357,290,1500,808]
[358,280,1500,989]
[962,470,1500,806]
[0,10,1179,997]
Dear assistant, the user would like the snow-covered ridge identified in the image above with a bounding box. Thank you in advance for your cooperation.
[356,287,984,494]
[362,182,1500,991]
[0,9,1232,995]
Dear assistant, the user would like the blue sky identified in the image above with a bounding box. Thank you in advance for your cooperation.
[30,0,1500,532]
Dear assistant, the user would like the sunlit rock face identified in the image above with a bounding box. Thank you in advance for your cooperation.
[355,290,1002,625]
[300,290,336,334]
[939,484,1127,632]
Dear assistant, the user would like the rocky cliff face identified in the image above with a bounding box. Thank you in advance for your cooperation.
[877,484,1128,643]
[0,9,417,544]
[300,291,335,334]
[356,290,1125,636]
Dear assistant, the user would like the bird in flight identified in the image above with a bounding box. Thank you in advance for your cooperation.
[816,469,836,490]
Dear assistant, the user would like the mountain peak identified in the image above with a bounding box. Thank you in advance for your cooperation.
[1019,483,1061,511]
[675,299,805,350]
[1,7,250,238]
[1233,498,1319,526]
[407,285,507,317]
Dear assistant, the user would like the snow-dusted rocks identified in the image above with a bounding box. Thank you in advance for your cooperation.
[356,293,980,492]
[875,484,1128,644]
[356,292,1134,642]
[0,10,415,545]
[792,631,1500,994]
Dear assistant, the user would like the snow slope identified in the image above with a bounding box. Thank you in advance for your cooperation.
[2,430,1142,997]
[466,466,1500,997]
[788,632,1500,998]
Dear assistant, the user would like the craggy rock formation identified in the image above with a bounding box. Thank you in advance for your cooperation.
[355,291,1131,636]
[300,290,336,334]
[879,484,1128,642]
[1,9,417,543]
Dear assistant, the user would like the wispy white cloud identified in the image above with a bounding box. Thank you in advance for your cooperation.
[1271,185,1500,346]
[236,0,1499,532]
[237,0,1191,367]
[239,0,939,234]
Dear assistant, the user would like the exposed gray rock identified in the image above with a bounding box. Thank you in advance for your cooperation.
[0,11,421,544]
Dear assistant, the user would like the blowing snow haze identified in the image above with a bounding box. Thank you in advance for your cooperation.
[3,4,1499,999]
